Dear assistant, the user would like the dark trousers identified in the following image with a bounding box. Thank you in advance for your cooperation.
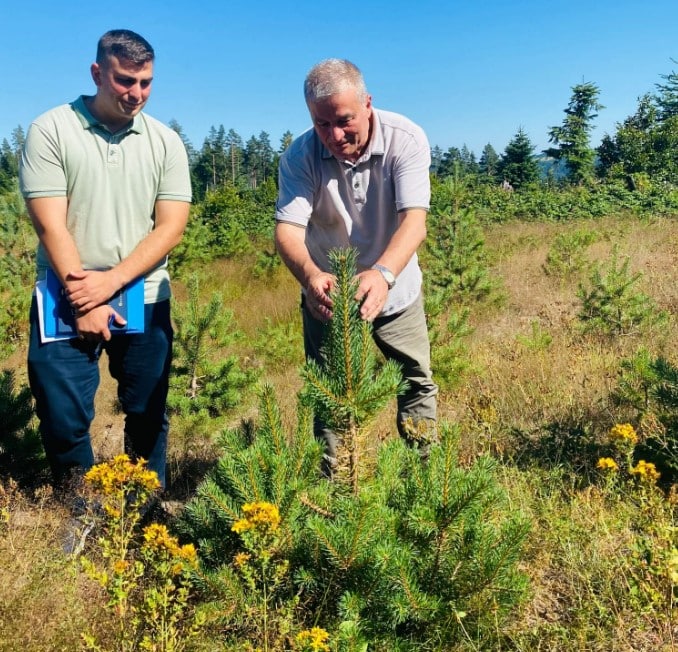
[27,298,173,488]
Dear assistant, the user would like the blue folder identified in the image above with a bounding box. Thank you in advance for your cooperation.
[43,268,145,337]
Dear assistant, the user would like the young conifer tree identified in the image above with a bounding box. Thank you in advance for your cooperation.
[168,274,255,419]
[301,248,407,493]
[178,249,531,649]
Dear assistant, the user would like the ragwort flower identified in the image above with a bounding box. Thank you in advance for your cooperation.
[142,523,197,573]
[295,627,331,652]
[234,552,251,568]
[596,457,619,471]
[630,460,661,483]
[84,454,161,496]
[232,501,281,535]
[609,423,638,446]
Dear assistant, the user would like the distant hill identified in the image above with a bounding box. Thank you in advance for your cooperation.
[536,154,569,180]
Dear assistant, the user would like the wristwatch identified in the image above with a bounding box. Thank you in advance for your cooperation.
[371,263,396,290]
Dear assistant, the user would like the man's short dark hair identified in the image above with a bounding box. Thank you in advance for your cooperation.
[96,29,154,66]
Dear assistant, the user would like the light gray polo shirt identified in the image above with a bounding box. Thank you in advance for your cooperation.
[275,108,430,316]
[20,96,192,303]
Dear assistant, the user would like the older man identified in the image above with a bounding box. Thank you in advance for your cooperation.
[275,58,438,470]
[20,29,191,494]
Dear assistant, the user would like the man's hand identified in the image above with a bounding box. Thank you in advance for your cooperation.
[355,269,389,322]
[306,272,335,321]
[66,269,123,313]
[75,304,127,342]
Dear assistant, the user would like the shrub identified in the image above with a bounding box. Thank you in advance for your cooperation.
[577,246,668,336]
[613,350,678,479]
[543,227,598,278]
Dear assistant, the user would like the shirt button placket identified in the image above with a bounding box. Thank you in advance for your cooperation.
[108,138,119,166]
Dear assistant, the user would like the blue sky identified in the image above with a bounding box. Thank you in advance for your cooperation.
[3,0,677,158]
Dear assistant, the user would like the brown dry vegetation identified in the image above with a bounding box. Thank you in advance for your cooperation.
[1,214,677,650]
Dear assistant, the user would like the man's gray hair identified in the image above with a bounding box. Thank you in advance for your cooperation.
[304,59,368,104]
[96,29,155,66]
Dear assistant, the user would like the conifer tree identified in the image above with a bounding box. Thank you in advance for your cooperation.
[423,175,498,389]
[178,384,322,565]
[301,248,407,493]
[596,94,658,180]
[498,128,540,188]
[655,61,678,120]
[545,81,604,184]
[430,144,444,176]
[0,370,45,482]
[278,130,294,153]
[478,142,500,183]
[168,275,255,420]
[178,250,530,650]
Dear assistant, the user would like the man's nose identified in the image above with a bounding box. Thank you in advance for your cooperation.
[330,126,344,142]
[128,82,143,99]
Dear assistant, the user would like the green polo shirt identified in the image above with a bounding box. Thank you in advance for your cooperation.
[20,96,192,303]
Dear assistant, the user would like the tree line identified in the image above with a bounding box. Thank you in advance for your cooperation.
[2,62,678,200]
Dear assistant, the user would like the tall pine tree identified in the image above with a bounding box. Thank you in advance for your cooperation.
[545,81,604,184]
[498,128,540,189]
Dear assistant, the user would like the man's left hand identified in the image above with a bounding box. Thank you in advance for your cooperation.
[354,269,389,322]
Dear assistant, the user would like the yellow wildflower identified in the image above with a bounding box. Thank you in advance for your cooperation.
[234,552,251,567]
[295,627,331,652]
[144,523,179,553]
[142,523,197,569]
[232,501,280,535]
[113,560,129,574]
[630,460,661,483]
[609,423,638,445]
[179,543,197,563]
[104,504,121,518]
[596,457,618,471]
[84,454,160,495]
[231,518,253,534]
[144,522,171,543]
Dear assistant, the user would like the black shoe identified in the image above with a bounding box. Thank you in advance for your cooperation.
[62,515,95,556]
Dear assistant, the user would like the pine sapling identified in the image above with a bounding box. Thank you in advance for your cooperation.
[301,248,407,493]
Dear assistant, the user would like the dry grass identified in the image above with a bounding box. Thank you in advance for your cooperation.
[0,484,103,651]
[2,214,677,650]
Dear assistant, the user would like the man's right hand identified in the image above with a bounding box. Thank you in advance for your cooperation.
[305,272,335,321]
[75,305,127,342]
[66,269,123,313]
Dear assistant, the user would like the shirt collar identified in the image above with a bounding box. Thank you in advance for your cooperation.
[71,95,145,136]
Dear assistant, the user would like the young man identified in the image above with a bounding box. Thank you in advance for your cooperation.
[20,29,191,494]
[275,59,438,470]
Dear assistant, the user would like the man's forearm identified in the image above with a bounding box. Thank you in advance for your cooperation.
[26,197,83,284]
[111,199,189,287]
[274,222,323,289]
[65,200,190,313]
[374,208,427,276]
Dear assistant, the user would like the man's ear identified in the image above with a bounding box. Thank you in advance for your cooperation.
[90,62,102,87]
